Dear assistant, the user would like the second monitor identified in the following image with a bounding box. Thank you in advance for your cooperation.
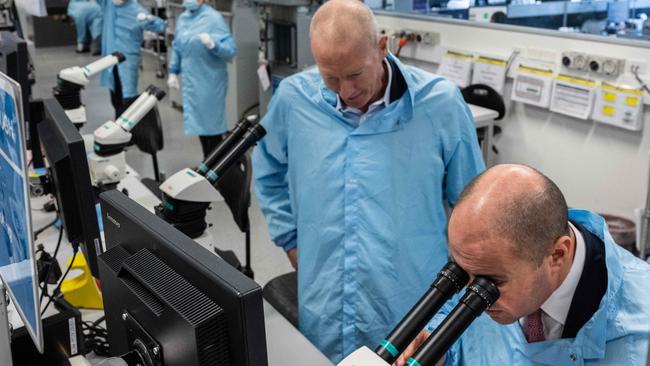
[98,189,268,366]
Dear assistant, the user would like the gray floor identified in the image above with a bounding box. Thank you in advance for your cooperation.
[31,45,293,286]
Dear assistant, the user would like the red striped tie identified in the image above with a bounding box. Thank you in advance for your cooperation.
[525,309,545,343]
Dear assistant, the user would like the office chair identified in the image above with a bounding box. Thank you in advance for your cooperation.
[461,83,506,154]
[263,271,298,327]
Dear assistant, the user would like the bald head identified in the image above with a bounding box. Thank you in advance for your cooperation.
[310,0,379,56]
[452,164,569,265]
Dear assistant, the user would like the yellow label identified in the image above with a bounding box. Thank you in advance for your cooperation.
[518,65,553,77]
[603,92,616,103]
[476,56,507,67]
[603,105,615,116]
[601,82,643,96]
[556,74,596,87]
[446,51,473,60]
[626,96,639,107]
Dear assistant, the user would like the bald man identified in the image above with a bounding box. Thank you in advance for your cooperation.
[397,164,650,365]
[253,0,484,362]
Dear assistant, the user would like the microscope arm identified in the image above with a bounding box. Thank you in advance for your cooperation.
[57,52,125,86]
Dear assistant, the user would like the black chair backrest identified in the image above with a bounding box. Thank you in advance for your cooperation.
[116,95,164,154]
[461,84,506,120]
[216,153,251,233]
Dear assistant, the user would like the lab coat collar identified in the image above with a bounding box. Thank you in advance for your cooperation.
[315,52,414,136]
[514,210,623,364]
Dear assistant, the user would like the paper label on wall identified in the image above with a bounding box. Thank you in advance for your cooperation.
[257,64,271,92]
[549,75,596,120]
[471,56,507,95]
[591,82,644,131]
[511,65,554,108]
[438,50,474,88]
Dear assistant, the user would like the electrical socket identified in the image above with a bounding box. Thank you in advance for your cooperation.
[626,59,647,75]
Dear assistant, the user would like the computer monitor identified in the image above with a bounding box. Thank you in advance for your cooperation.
[0,31,43,169]
[98,190,268,366]
[37,98,103,277]
[0,72,43,352]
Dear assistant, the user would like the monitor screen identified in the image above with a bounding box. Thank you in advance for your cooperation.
[38,98,103,277]
[0,72,43,352]
[0,31,42,171]
[98,190,268,366]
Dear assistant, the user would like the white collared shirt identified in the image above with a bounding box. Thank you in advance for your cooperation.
[519,221,586,340]
[335,58,392,125]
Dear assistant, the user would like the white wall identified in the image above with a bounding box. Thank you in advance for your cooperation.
[376,14,650,219]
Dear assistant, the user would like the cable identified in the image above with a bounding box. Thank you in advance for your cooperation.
[632,65,650,95]
[39,225,63,304]
[82,315,110,356]
[34,215,59,240]
[41,243,79,316]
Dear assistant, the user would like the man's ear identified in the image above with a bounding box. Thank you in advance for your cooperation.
[378,34,388,57]
[549,234,572,271]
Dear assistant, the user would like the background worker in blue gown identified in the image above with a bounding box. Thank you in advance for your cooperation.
[167,0,236,157]
[67,0,103,54]
[99,0,165,113]
[396,164,650,366]
[252,0,485,362]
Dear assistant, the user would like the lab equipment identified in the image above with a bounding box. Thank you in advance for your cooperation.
[375,262,469,364]
[98,189,268,365]
[0,72,43,355]
[338,278,499,366]
[37,98,103,278]
[406,277,499,365]
[156,115,265,238]
[54,52,126,126]
[88,85,166,188]
[337,274,499,366]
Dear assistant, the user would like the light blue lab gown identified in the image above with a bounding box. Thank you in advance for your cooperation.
[67,0,102,44]
[429,209,650,366]
[253,54,485,363]
[169,4,236,136]
[99,0,165,98]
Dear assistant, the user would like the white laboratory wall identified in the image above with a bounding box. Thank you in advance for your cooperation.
[377,14,650,219]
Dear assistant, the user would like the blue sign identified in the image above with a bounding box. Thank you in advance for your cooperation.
[0,74,43,352]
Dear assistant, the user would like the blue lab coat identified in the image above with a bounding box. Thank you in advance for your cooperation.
[99,0,165,98]
[67,0,103,44]
[431,210,650,366]
[253,54,485,363]
[169,4,236,136]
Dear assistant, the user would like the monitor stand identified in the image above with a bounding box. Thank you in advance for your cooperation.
[0,283,13,366]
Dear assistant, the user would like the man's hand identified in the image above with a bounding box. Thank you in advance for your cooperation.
[198,33,215,50]
[287,247,297,270]
[167,74,180,89]
[393,330,429,366]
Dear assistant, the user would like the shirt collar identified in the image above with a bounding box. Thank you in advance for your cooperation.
[335,58,392,114]
[540,221,586,326]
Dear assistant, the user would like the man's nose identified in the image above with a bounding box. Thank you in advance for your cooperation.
[339,80,357,100]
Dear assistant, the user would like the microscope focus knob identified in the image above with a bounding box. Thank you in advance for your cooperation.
[104,165,120,180]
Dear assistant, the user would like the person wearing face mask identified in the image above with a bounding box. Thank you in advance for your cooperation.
[167,0,236,157]
[395,164,650,366]
[67,0,103,54]
[252,0,484,363]
[98,0,165,113]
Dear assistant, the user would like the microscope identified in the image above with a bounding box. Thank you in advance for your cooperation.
[88,85,166,189]
[54,52,126,127]
[155,115,265,238]
[338,262,500,366]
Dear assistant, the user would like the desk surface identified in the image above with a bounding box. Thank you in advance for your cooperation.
[14,169,332,365]
[469,103,499,127]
